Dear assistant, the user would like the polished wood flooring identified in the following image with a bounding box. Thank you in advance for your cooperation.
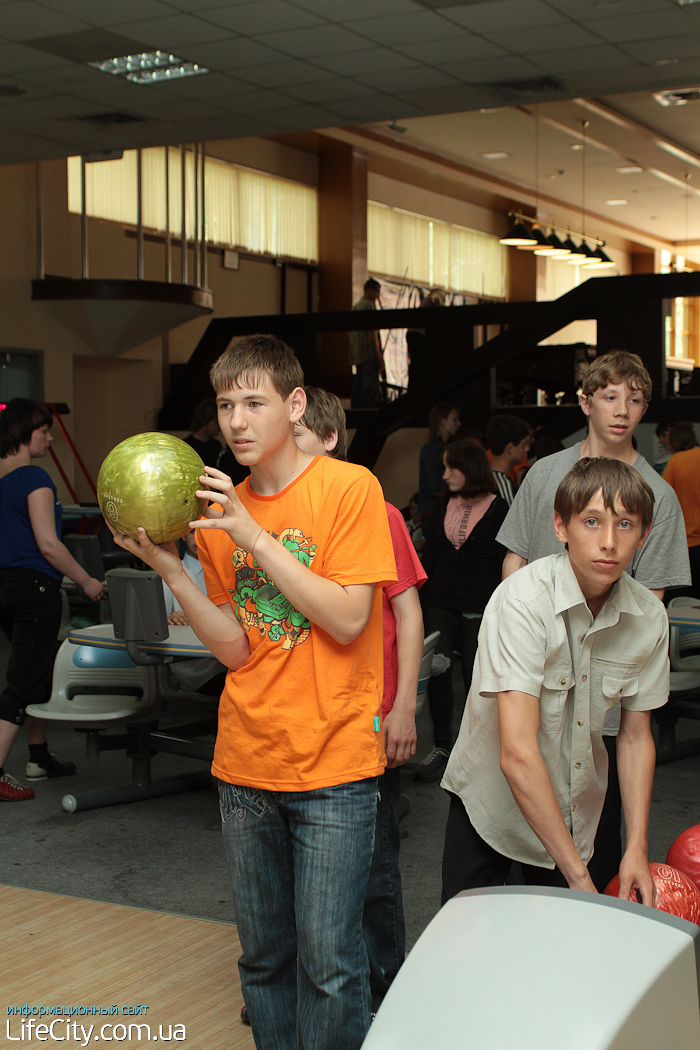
[4,883,255,1049]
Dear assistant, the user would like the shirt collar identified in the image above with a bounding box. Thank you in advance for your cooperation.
[553,550,645,624]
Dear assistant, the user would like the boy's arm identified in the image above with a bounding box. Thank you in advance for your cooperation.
[108,526,250,670]
[502,550,528,578]
[384,584,422,767]
[498,689,597,892]
[193,470,387,646]
[616,707,656,907]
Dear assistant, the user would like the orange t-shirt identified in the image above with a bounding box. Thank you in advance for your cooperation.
[197,455,397,791]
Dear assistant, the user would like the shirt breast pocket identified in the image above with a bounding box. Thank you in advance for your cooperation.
[594,663,640,732]
[601,674,639,705]
[539,665,572,730]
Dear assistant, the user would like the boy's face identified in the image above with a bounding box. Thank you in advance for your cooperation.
[293,421,337,458]
[508,433,531,463]
[580,382,647,447]
[553,490,649,601]
[217,376,304,468]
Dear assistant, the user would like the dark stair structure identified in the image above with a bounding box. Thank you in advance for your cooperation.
[158,272,700,468]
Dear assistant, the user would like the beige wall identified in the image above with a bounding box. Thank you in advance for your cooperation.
[0,147,311,503]
[0,130,636,507]
[373,427,427,510]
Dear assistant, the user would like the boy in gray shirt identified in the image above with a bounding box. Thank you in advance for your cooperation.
[496,350,689,888]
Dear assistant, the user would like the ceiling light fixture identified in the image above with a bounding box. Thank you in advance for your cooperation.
[88,50,209,84]
[481,150,510,159]
[562,236,587,260]
[616,165,643,174]
[536,231,570,256]
[516,223,550,251]
[605,199,629,206]
[500,217,537,246]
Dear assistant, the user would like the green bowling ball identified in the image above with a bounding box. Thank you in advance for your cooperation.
[97,432,208,545]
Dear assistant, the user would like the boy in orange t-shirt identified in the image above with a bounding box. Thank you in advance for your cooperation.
[111,336,396,1050]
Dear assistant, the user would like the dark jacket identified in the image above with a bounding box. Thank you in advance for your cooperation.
[422,495,508,615]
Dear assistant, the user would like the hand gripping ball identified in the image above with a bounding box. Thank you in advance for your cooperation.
[97,433,208,545]
[605,862,700,926]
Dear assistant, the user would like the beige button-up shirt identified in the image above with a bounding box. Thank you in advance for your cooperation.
[442,552,669,869]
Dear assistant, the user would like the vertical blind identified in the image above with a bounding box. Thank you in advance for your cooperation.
[67,148,318,263]
[368,201,507,299]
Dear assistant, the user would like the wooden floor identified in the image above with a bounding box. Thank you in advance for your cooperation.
[4,883,255,1049]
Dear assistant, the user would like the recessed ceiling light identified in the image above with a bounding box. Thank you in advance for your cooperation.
[616,165,643,174]
[88,50,209,84]
[605,199,628,206]
[655,58,679,66]
[481,151,510,160]
[570,143,584,151]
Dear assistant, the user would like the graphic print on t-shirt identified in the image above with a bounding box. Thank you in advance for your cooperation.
[229,527,316,650]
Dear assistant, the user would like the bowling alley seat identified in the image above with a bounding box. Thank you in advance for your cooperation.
[655,596,700,764]
[416,630,441,717]
[28,568,218,813]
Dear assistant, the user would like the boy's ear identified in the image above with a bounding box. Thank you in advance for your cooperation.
[289,386,307,423]
[553,511,569,545]
[637,522,652,550]
[579,392,591,417]
[324,429,339,454]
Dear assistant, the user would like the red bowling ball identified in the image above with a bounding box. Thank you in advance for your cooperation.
[666,824,700,890]
[605,862,700,925]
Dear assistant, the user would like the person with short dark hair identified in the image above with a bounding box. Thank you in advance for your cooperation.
[653,419,673,474]
[414,439,508,782]
[442,458,667,904]
[294,386,348,461]
[0,399,105,801]
[184,398,222,468]
[485,414,531,505]
[350,277,383,408]
[668,420,697,453]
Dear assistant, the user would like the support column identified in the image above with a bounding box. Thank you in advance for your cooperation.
[317,140,369,392]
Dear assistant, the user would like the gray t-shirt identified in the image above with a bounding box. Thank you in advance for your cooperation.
[497,442,689,735]
[497,442,691,592]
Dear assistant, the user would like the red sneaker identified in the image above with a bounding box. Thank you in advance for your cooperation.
[0,773,35,801]
[240,1005,250,1026]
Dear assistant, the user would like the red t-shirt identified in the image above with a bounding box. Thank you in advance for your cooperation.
[382,502,427,719]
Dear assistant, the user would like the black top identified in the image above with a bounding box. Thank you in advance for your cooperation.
[421,495,508,615]
[184,434,222,469]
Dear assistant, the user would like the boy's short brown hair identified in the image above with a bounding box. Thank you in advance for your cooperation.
[581,350,652,403]
[554,457,654,532]
[301,386,348,461]
[209,334,304,399]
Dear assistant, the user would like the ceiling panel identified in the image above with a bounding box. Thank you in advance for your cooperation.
[0,0,693,256]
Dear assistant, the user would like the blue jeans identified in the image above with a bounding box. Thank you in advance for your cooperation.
[363,766,405,1013]
[218,777,378,1050]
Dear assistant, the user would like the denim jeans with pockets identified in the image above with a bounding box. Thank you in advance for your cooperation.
[219,776,378,1050]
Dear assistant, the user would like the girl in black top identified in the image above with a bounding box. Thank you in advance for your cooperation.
[414,439,507,781]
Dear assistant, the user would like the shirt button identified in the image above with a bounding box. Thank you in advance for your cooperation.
[581,674,587,682]
[578,720,584,727]
[560,678,566,685]
[575,762,581,769]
